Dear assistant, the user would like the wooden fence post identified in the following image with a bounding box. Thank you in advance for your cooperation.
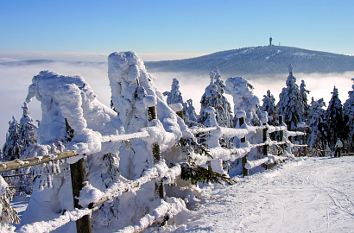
[70,158,92,233]
[147,104,165,199]
[278,115,285,155]
[278,115,284,142]
[238,116,248,177]
[262,123,268,170]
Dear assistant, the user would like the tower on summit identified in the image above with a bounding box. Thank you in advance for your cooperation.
[269,34,273,46]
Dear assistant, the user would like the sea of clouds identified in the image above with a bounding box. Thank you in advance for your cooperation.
[0,54,352,145]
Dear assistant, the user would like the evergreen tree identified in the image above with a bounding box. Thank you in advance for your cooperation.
[0,176,20,229]
[300,80,310,122]
[18,102,37,154]
[184,99,198,126]
[2,117,21,161]
[261,90,277,124]
[163,78,184,105]
[307,98,327,152]
[199,69,233,127]
[326,86,344,149]
[343,78,354,150]
[225,77,266,126]
[277,64,304,130]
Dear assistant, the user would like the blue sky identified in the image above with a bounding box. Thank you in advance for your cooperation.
[1,0,354,55]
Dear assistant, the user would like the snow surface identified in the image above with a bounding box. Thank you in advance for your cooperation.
[183,157,354,233]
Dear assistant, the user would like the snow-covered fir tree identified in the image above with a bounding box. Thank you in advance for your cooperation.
[261,90,277,125]
[18,102,37,154]
[277,64,304,130]
[326,86,344,149]
[184,99,198,126]
[199,69,233,127]
[2,103,37,163]
[0,176,19,232]
[300,80,310,122]
[225,76,266,126]
[307,98,327,152]
[2,117,21,161]
[163,78,184,105]
[343,78,354,150]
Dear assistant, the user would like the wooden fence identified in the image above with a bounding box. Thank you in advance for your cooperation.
[0,105,306,233]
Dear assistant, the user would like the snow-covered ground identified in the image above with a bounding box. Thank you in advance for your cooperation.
[184,157,354,233]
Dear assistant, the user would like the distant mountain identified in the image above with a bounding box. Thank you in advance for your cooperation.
[145,46,354,75]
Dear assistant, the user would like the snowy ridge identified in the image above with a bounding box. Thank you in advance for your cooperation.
[146,45,354,75]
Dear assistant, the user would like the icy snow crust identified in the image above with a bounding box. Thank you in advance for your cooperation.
[19,52,190,232]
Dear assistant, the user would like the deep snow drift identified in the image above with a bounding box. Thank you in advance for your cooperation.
[183,156,354,233]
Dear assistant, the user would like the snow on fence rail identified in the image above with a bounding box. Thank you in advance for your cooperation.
[189,114,307,176]
[0,151,77,173]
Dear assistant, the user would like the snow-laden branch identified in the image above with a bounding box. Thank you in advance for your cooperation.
[116,198,186,233]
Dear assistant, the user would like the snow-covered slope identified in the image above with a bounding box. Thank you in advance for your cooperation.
[146,46,354,75]
[184,156,354,233]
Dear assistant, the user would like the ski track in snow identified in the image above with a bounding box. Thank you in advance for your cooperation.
[184,157,354,233]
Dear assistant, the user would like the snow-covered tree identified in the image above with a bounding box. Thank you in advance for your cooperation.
[2,117,20,161]
[326,86,344,149]
[184,99,198,126]
[225,76,266,126]
[261,90,277,125]
[22,70,117,231]
[199,69,233,127]
[307,98,327,152]
[0,176,19,232]
[277,64,304,130]
[163,78,184,105]
[18,102,37,154]
[2,103,37,163]
[202,107,220,147]
[300,80,310,121]
[343,78,354,150]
